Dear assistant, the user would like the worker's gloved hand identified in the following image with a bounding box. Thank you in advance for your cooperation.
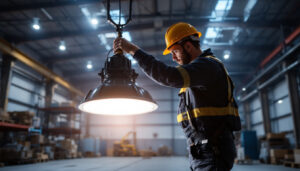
[113,37,139,56]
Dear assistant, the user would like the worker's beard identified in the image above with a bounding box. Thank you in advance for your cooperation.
[181,49,192,65]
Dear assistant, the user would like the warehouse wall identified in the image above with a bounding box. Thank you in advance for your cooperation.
[7,69,44,112]
[249,96,265,137]
[268,79,295,145]
[6,70,71,111]
[239,34,300,148]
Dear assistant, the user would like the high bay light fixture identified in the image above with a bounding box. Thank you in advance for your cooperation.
[78,0,158,115]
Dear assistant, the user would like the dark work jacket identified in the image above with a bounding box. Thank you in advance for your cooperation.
[133,49,241,146]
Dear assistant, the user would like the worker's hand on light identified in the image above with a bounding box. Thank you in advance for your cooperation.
[113,37,139,56]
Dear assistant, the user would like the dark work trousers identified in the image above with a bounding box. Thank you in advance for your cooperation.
[188,132,236,171]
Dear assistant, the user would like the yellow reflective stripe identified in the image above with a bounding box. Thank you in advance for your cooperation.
[177,66,190,94]
[176,66,190,87]
[205,55,232,101]
[226,76,232,101]
[179,88,187,93]
[177,105,239,123]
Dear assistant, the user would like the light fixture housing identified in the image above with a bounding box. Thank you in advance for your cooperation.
[90,18,99,25]
[78,53,158,115]
[59,41,66,51]
[32,18,40,30]
[223,50,230,60]
[86,61,93,69]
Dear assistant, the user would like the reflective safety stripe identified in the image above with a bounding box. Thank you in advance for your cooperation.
[176,54,240,123]
[205,55,232,102]
[176,66,190,93]
[177,105,239,123]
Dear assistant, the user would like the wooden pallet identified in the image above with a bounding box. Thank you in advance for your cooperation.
[0,118,14,123]
[35,154,49,163]
[235,159,253,165]
[284,161,300,168]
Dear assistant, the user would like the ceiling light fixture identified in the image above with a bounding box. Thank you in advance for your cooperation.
[242,87,246,91]
[32,18,40,30]
[90,18,99,25]
[86,61,93,69]
[223,50,230,60]
[59,41,66,51]
[78,0,158,115]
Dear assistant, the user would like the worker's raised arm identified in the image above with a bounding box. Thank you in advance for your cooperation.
[114,37,183,88]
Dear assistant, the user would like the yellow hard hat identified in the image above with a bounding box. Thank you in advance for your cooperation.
[163,22,202,55]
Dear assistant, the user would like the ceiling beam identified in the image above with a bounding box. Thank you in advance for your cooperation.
[0,0,101,13]
[5,18,296,43]
[43,43,274,63]
[62,60,256,79]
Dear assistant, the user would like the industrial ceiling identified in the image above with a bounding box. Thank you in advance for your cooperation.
[0,0,300,95]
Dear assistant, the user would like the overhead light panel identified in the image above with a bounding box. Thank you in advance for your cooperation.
[223,50,230,60]
[215,0,233,11]
[244,0,257,22]
[105,32,117,38]
[59,41,66,51]
[86,61,93,69]
[32,18,40,30]
[90,18,99,26]
[205,27,220,39]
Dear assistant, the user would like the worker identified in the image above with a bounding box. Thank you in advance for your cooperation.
[113,22,241,171]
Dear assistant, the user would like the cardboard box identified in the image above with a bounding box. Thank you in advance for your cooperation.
[106,148,114,156]
[294,149,300,163]
[30,135,44,144]
[270,149,289,159]
[267,133,286,140]
[284,154,294,160]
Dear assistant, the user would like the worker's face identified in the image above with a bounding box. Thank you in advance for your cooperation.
[169,44,191,65]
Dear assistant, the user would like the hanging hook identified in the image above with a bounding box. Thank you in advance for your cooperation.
[107,0,132,38]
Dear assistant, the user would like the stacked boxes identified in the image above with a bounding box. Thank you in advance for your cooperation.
[56,139,78,159]
[295,149,300,164]
[9,111,34,126]
[260,132,291,163]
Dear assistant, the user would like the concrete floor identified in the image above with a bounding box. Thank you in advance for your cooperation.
[0,157,299,171]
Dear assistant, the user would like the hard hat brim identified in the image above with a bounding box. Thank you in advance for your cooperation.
[163,32,202,55]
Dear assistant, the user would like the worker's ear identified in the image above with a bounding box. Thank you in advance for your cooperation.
[184,41,193,52]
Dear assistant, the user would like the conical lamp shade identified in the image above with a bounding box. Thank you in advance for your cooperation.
[78,53,158,115]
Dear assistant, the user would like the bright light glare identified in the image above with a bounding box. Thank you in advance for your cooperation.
[277,100,283,104]
[78,98,158,115]
[224,54,230,59]
[105,32,117,38]
[87,64,93,69]
[32,24,40,30]
[59,44,66,51]
[215,0,233,11]
[242,87,246,91]
[205,27,220,39]
[90,18,98,25]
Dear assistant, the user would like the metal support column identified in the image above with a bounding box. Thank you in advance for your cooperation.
[243,102,251,130]
[45,80,55,107]
[286,70,300,148]
[170,89,175,154]
[85,113,90,137]
[259,89,272,134]
[0,55,14,112]
[44,79,55,130]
